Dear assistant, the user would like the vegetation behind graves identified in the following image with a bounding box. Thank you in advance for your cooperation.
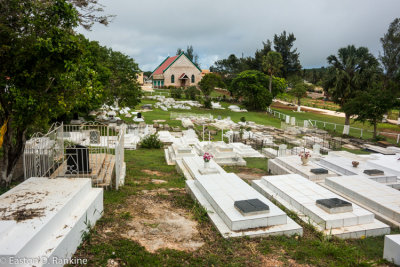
[139,134,163,149]
[0,0,142,185]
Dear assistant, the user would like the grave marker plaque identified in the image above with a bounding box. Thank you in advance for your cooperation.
[310,168,328,174]
[234,199,270,216]
[363,169,384,176]
[316,198,352,214]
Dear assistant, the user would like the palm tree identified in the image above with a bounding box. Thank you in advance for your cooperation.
[262,51,283,93]
[324,45,380,126]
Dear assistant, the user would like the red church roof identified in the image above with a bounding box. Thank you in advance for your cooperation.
[152,55,179,75]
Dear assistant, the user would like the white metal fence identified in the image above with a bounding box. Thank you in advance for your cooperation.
[267,107,400,143]
[23,122,125,189]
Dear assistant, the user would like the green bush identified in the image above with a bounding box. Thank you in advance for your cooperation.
[139,134,162,149]
[203,98,212,109]
[170,87,183,99]
[240,116,246,122]
[185,86,199,100]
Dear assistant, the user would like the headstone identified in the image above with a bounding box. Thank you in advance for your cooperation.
[313,144,321,155]
[66,145,91,174]
[343,125,350,135]
[89,130,100,144]
[278,144,287,156]
[316,198,353,214]
[217,115,222,120]
[363,169,384,176]
[285,116,290,124]
[290,117,296,126]
[234,199,270,216]
[137,112,142,119]
[297,106,301,112]
[303,120,309,128]
[310,168,328,174]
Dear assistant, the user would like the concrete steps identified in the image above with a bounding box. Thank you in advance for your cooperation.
[96,155,115,188]
[0,178,103,266]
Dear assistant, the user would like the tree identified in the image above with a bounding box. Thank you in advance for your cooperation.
[380,18,400,123]
[67,0,114,29]
[230,70,273,111]
[380,18,400,80]
[176,45,200,68]
[289,81,308,111]
[198,73,224,108]
[343,84,394,138]
[0,0,85,185]
[262,51,283,93]
[104,49,142,108]
[273,31,302,77]
[252,40,272,71]
[324,45,381,126]
[176,48,184,55]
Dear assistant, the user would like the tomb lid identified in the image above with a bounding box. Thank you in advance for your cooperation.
[234,199,269,216]
[310,168,328,174]
[363,169,384,176]
[316,198,352,209]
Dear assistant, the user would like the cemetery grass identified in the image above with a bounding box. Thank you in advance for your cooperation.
[271,106,400,143]
[72,149,397,266]
[131,98,400,144]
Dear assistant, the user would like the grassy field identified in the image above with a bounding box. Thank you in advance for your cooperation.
[70,149,398,266]
[271,105,400,142]
[127,99,283,129]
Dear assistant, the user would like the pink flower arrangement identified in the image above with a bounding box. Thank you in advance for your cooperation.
[203,152,213,162]
[299,151,311,159]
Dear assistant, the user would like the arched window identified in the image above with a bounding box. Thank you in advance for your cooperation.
[171,75,175,83]
[191,74,195,83]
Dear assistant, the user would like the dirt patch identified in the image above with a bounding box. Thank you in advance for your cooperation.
[151,179,167,184]
[236,172,264,181]
[120,191,204,253]
[0,191,49,222]
[271,102,326,115]
[261,256,310,267]
[142,170,164,177]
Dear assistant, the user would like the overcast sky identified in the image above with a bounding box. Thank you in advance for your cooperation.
[78,0,400,72]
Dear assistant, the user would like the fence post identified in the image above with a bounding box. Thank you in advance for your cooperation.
[397,134,400,144]
[360,129,363,138]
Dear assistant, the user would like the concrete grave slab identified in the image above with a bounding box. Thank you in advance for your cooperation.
[325,175,400,228]
[253,174,390,238]
[186,173,302,238]
[0,178,103,265]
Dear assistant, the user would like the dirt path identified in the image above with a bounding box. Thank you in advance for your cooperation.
[118,189,204,253]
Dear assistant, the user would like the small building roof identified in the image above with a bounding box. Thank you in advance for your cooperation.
[152,55,179,75]
[150,53,202,78]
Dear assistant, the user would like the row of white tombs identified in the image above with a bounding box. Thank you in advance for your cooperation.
[1,128,399,265]
[163,129,400,264]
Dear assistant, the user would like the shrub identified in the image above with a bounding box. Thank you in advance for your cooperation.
[203,98,212,109]
[170,87,183,99]
[240,116,246,122]
[185,86,199,100]
[139,134,162,149]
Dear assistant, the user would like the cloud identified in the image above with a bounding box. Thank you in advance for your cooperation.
[78,0,400,70]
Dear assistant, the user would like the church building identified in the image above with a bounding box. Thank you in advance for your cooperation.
[150,53,202,88]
